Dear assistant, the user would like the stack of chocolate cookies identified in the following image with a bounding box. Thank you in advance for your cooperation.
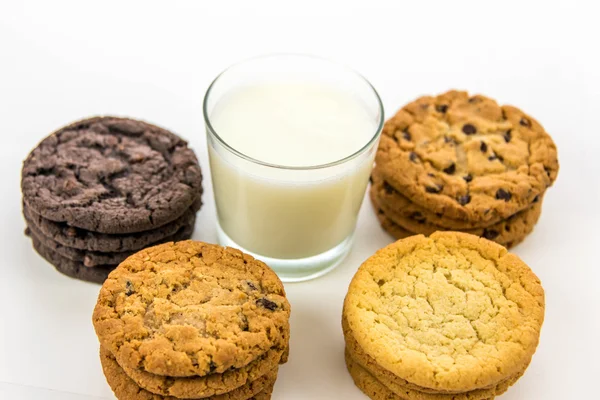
[21,117,203,283]
[371,91,559,248]
[92,241,291,400]
[343,232,545,400]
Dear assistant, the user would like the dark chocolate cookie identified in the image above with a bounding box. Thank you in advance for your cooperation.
[29,234,116,284]
[22,200,200,252]
[25,216,196,267]
[27,224,195,283]
[22,116,203,234]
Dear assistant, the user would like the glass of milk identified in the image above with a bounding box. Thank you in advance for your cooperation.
[203,55,383,282]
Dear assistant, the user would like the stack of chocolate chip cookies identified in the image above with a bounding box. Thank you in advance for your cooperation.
[371,91,559,248]
[92,241,291,400]
[21,117,203,283]
[343,232,545,400]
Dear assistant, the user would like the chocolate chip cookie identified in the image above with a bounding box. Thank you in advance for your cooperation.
[371,170,505,230]
[343,232,545,392]
[371,181,542,248]
[92,241,291,378]
[370,191,414,241]
[22,116,203,234]
[376,91,558,222]
[100,346,277,400]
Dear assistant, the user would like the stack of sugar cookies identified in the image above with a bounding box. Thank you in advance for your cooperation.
[343,232,545,400]
[92,241,291,400]
[21,117,203,283]
[371,91,559,248]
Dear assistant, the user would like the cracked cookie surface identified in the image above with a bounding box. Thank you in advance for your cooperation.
[93,241,290,378]
[343,232,544,392]
[100,346,277,400]
[22,116,203,234]
[376,90,558,222]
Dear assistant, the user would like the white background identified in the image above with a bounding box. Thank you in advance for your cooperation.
[1,1,599,399]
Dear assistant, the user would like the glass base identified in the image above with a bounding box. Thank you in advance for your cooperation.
[216,221,353,282]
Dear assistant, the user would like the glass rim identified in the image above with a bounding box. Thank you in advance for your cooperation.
[202,53,385,171]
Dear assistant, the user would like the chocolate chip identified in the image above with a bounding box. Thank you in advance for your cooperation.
[496,189,512,201]
[402,130,411,141]
[482,229,499,240]
[436,104,448,113]
[209,361,217,373]
[480,142,488,152]
[426,184,443,194]
[410,211,426,223]
[488,154,498,161]
[246,281,257,290]
[462,124,477,135]
[520,117,531,127]
[256,298,278,311]
[409,152,419,163]
[504,130,512,142]
[463,174,473,183]
[457,194,471,205]
[125,281,134,296]
[505,225,511,232]
[533,195,540,203]
[383,182,395,195]
[443,163,456,174]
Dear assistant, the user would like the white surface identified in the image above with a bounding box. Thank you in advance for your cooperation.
[0,1,598,399]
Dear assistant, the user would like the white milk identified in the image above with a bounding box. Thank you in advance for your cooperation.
[208,83,379,259]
